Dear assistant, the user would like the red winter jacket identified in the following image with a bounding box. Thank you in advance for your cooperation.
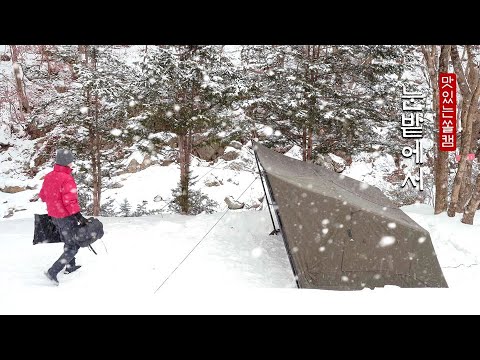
[39,164,81,218]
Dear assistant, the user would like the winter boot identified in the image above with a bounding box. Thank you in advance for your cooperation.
[64,265,82,274]
[44,270,59,286]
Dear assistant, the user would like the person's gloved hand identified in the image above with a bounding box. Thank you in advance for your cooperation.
[74,212,88,226]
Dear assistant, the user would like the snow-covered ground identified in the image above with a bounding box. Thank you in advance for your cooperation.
[2,197,480,313]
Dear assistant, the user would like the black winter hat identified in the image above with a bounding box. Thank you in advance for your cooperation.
[56,149,74,166]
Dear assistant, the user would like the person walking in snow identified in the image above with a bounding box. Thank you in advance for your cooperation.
[39,149,90,285]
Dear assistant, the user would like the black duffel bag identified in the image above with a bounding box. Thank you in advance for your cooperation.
[33,214,62,245]
[73,217,104,247]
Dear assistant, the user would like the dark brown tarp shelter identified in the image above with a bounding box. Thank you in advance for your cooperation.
[254,142,448,290]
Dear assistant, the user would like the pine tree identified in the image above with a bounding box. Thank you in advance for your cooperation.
[100,197,116,217]
[119,198,131,217]
[136,45,242,214]
[133,201,148,217]
[168,171,218,215]
[33,45,137,216]
[240,45,407,158]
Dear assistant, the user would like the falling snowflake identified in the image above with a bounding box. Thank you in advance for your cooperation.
[359,182,369,190]
[262,126,274,136]
[80,106,88,114]
[322,219,330,226]
[319,246,325,252]
[322,228,329,235]
[274,130,282,136]
[298,224,303,230]
[110,129,122,137]
[379,236,396,247]
[166,111,173,117]
[345,214,351,221]
[173,105,180,112]
[373,274,381,280]
[292,246,299,253]
[129,100,136,107]
[341,276,349,282]
[418,236,426,244]
[388,222,397,229]
[251,247,263,258]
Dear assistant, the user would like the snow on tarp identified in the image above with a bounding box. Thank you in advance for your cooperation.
[253,141,448,290]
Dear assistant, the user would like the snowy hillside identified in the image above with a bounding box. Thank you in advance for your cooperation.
[0,142,264,219]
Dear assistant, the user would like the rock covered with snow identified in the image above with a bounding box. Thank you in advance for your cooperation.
[192,137,225,161]
[0,185,26,194]
[328,153,347,173]
[229,140,243,150]
[221,146,240,161]
[121,151,155,174]
[224,196,244,210]
[204,174,223,187]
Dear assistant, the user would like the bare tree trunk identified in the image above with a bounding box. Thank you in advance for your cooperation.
[448,105,475,216]
[91,148,99,216]
[10,45,30,117]
[82,45,89,68]
[89,124,98,216]
[39,45,52,78]
[302,127,307,162]
[307,127,313,161]
[178,134,188,214]
[457,112,480,211]
[422,45,451,214]
[187,129,192,175]
[92,95,101,216]
[462,110,480,222]
[448,46,480,217]
[458,161,474,210]
[462,170,480,224]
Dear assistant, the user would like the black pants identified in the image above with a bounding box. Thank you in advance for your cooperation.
[49,216,80,276]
